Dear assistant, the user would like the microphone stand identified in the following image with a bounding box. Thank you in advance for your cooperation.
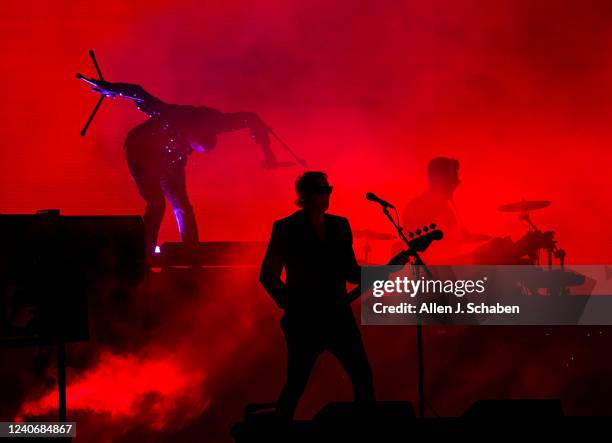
[381,205,431,419]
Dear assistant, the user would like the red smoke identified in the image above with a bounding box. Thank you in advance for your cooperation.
[16,351,208,429]
[2,0,612,441]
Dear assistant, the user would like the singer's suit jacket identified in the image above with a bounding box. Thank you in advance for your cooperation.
[259,210,360,315]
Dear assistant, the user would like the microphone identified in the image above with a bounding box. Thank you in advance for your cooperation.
[366,192,395,209]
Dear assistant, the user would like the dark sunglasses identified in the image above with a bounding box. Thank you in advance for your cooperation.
[313,185,333,194]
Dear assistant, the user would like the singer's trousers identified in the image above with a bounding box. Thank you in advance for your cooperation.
[126,149,199,253]
[276,307,375,420]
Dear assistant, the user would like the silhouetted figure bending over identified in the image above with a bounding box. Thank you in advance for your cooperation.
[88,79,280,253]
[260,171,375,420]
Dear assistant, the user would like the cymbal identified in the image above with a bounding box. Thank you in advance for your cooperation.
[498,200,551,213]
[354,229,395,240]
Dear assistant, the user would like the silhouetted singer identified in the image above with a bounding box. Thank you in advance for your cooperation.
[84,78,282,253]
[260,171,375,420]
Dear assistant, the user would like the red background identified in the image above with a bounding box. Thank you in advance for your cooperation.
[2,0,612,261]
[2,1,612,441]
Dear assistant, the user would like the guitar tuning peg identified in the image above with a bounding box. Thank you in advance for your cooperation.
[429,223,436,229]
[408,232,415,238]
[423,226,429,232]
[415,229,422,235]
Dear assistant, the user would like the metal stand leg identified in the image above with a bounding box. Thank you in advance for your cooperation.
[416,322,425,418]
[57,340,66,422]
[380,206,433,419]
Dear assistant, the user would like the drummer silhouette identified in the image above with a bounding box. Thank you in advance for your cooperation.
[402,157,489,261]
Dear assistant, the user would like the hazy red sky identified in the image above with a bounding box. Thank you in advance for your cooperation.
[1,0,611,261]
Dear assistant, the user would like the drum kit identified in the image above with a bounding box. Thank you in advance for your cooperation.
[476,198,564,267]
[357,198,584,294]
[496,199,586,294]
